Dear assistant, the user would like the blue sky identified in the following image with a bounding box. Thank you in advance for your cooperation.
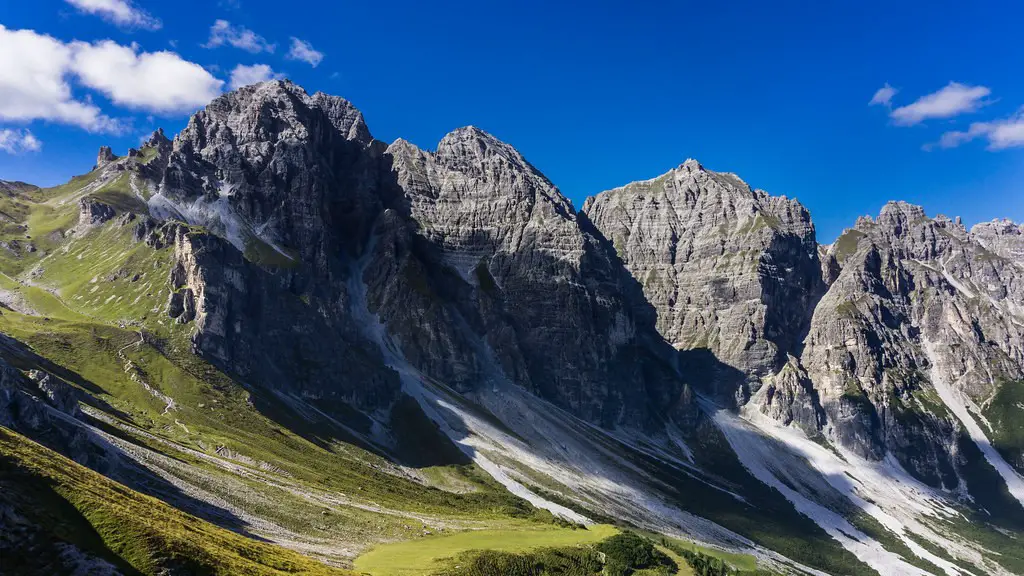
[1,0,1022,241]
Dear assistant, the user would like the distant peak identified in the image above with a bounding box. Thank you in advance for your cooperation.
[144,128,171,149]
[680,158,704,172]
[438,125,517,157]
[879,200,926,220]
[440,125,498,145]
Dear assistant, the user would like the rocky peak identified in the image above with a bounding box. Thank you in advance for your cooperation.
[157,79,383,261]
[787,199,1024,478]
[376,127,687,428]
[585,161,822,395]
[310,91,372,145]
[878,200,926,222]
[140,128,173,161]
[856,201,969,261]
[95,146,117,169]
[433,126,555,190]
[972,218,1024,261]
[679,158,704,173]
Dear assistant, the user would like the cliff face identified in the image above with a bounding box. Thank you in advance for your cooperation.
[148,81,690,430]
[583,160,823,403]
[587,163,1024,486]
[373,128,688,428]
[792,203,1024,481]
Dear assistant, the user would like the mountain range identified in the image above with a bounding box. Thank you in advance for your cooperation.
[1,80,1023,576]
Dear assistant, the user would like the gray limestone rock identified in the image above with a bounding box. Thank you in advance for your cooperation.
[583,159,823,401]
[95,146,118,169]
[78,197,116,227]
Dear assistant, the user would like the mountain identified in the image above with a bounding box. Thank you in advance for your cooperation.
[1,80,1022,576]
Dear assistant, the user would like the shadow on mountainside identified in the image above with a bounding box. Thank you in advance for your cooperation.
[0,452,145,576]
[0,334,262,541]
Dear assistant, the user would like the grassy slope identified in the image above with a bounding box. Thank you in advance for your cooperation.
[0,426,358,576]
[0,164,584,568]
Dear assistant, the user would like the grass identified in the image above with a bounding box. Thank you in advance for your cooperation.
[649,536,756,573]
[983,378,1024,474]
[353,524,619,576]
[833,229,866,262]
[0,425,358,576]
[655,545,694,576]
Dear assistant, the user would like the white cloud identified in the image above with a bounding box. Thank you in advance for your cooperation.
[64,0,161,31]
[71,40,224,114]
[0,129,42,154]
[869,83,897,107]
[0,26,119,132]
[287,37,323,67]
[203,20,274,53]
[0,26,222,132]
[890,82,991,126]
[229,64,285,90]
[935,108,1024,150]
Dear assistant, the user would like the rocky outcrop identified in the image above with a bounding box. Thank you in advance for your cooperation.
[95,146,118,169]
[26,370,82,418]
[160,222,399,411]
[77,198,116,227]
[583,160,823,402]
[156,80,383,262]
[790,202,1024,481]
[972,218,1024,261]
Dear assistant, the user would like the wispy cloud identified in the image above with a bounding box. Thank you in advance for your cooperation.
[64,0,161,31]
[869,83,897,107]
[203,20,275,53]
[0,129,41,154]
[287,37,323,67]
[229,63,285,90]
[933,108,1024,150]
[890,82,991,126]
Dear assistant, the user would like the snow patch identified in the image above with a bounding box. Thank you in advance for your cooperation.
[713,404,966,576]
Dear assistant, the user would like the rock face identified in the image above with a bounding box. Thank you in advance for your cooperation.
[589,174,1024,485]
[95,146,118,168]
[792,203,1024,481]
[973,218,1024,261]
[147,81,690,430]
[374,128,688,428]
[583,160,823,403]
[159,220,399,411]
[156,81,382,261]
[78,198,116,227]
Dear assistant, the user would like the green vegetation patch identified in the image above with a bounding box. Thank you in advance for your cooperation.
[833,229,866,262]
[983,378,1024,474]
[0,426,357,576]
[424,530,678,576]
[354,524,618,576]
